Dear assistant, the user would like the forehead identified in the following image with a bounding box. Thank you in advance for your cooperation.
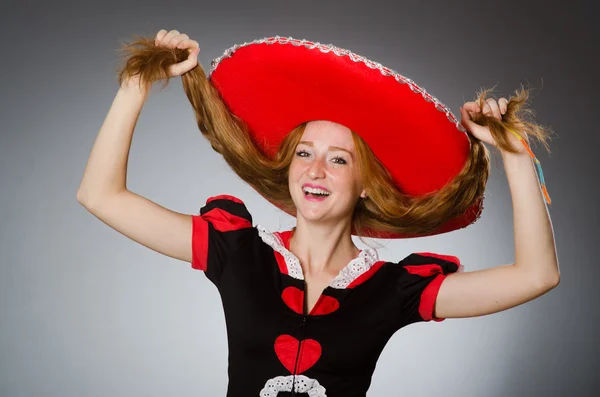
[300,120,354,150]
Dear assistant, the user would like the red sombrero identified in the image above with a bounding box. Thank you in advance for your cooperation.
[208,36,483,238]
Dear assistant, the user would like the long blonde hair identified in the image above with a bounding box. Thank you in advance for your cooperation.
[116,36,554,238]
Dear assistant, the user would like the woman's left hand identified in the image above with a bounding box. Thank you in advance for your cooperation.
[459,98,526,155]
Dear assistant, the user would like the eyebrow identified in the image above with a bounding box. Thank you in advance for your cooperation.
[298,141,354,158]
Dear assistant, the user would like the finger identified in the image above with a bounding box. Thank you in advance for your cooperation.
[168,33,189,49]
[499,97,509,114]
[155,29,168,45]
[176,39,200,52]
[460,106,482,135]
[461,102,480,120]
[187,46,200,61]
[484,98,502,120]
[462,101,481,113]
[459,106,474,126]
[168,48,199,76]
[460,106,494,143]
[463,101,479,112]
[157,29,177,45]
[159,29,180,47]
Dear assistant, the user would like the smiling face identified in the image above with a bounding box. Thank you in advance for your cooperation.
[288,120,367,225]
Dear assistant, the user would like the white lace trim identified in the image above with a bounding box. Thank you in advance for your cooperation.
[330,248,380,289]
[257,225,304,280]
[256,224,379,289]
[209,35,469,139]
[259,374,327,397]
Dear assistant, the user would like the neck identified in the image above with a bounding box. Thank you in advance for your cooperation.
[289,218,361,277]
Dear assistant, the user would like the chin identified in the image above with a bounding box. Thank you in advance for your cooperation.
[296,199,352,223]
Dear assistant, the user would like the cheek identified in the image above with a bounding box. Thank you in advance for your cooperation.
[288,162,305,190]
[288,161,300,181]
[339,172,360,195]
[289,157,310,177]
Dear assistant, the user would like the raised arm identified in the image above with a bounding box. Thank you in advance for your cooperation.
[77,29,201,263]
[433,97,560,319]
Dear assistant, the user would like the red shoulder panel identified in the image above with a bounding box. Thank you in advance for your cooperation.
[201,208,252,232]
[414,252,460,265]
[206,194,245,205]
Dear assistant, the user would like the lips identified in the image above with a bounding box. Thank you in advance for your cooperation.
[303,192,329,202]
[302,188,330,201]
[302,183,330,192]
[300,183,331,203]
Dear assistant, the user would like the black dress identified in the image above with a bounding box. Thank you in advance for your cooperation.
[191,195,461,397]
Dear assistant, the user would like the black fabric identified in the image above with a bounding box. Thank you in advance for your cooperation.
[199,196,253,287]
[192,196,460,397]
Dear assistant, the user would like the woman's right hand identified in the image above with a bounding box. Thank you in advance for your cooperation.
[154,29,200,78]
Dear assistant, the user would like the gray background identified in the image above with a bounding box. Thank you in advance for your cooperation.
[1,0,598,396]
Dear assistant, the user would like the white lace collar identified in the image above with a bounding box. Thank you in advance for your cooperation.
[256,224,380,289]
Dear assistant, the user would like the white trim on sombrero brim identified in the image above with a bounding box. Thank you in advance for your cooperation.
[209,35,469,139]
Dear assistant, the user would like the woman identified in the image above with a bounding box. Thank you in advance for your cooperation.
[77,29,560,396]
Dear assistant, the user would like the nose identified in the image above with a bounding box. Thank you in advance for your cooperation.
[308,156,326,179]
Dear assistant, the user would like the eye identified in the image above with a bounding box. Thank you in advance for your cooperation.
[295,150,347,165]
[332,156,347,165]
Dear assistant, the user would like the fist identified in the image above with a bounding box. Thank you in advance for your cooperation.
[459,97,527,155]
[154,29,200,77]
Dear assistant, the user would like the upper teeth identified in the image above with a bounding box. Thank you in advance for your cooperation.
[303,187,330,195]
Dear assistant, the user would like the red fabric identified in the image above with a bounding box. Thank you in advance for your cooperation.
[276,230,293,248]
[281,286,340,315]
[201,208,252,232]
[191,215,209,271]
[274,335,322,374]
[414,252,461,265]
[190,195,252,271]
[273,231,292,275]
[281,286,304,314]
[311,295,340,316]
[419,273,447,322]
[403,254,461,322]
[273,251,289,276]
[207,194,245,205]
[404,263,444,278]
[210,39,483,237]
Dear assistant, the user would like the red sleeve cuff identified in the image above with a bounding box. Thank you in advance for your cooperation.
[191,215,209,271]
[419,273,447,322]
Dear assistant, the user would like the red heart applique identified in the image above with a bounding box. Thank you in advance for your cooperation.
[281,287,340,315]
[281,287,304,314]
[274,334,322,374]
[311,295,339,315]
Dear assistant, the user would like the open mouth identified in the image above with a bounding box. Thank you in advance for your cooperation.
[302,187,331,199]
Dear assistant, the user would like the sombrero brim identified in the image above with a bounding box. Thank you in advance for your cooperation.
[208,36,483,238]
